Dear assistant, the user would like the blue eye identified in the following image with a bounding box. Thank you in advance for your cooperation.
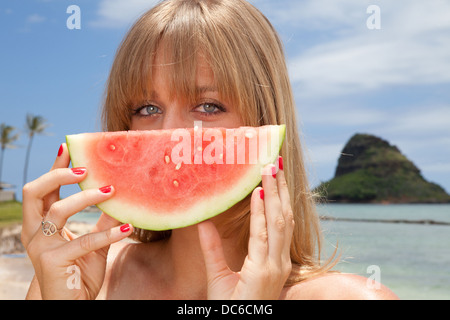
[195,103,225,115]
[134,105,162,117]
[201,103,218,113]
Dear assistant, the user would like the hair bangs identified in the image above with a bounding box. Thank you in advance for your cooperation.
[156,2,243,113]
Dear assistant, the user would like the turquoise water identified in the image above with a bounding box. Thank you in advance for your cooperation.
[318,204,450,300]
[72,204,450,300]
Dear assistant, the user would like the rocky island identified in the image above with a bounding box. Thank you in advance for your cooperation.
[316,133,450,203]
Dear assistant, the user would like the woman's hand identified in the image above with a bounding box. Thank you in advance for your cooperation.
[21,143,133,300]
[198,156,294,299]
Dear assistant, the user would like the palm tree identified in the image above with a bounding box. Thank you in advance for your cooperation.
[23,114,50,186]
[0,123,20,190]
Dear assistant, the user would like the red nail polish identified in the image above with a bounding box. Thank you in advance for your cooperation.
[278,156,283,171]
[120,224,130,233]
[71,167,86,175]
[259,189,264,200]
[272,165,277,178]
[99,185,112,193]
[57,144,63,157]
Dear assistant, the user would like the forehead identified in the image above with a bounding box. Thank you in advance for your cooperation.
[144,45,218,103]
[153,46,215,82]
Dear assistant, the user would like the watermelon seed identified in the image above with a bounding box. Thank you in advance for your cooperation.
[165,155,171,164]
[245,131,254,139]
[173,180,179,187]
[175,162,182,170]
[109,144,116,151]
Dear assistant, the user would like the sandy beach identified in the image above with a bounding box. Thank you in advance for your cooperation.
[0,254,34,299]
[0,222,94,300]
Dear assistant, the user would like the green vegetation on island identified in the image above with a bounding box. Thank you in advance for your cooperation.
[316,133,450,203]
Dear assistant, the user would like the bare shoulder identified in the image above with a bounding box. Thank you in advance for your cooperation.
[281,273,399,300]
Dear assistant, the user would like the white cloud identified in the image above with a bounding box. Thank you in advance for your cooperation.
[300,103,385,127]
[388,106,450,135]
[27,14,46,24]
[306,143,343,165]
[90,0,159,28]
[251,0,365,31]
[283,0,450,99]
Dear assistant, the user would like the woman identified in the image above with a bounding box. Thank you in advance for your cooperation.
[22,0,397,299]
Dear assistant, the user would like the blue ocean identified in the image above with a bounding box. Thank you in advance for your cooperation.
[318,204,450,300]
[72,204,450,300]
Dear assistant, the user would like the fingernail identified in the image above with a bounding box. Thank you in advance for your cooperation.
[57,144,63,157]
[71,167,86,175]
[272,165,277,178]
[120,223,130,233]
[278,156,283,171]
[99,185,112,194]
[259,188,264,200]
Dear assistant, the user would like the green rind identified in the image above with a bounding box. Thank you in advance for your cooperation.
[66,125,286,231]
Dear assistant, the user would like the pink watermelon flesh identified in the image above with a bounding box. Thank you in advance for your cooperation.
[66,125,285,230]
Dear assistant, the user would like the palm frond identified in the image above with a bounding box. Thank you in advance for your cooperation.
[0,123,20,149]
[25,114,50,136]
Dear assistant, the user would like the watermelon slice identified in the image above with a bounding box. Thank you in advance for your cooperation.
[66,124,285,231]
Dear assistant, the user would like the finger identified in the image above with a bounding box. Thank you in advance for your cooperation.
[92,212,122,233]
[91,213,123,257]
[21,144,71,247]
[275,157,295,255]
[22,167,88,242]
[45,143,71,209]
[50,143,70,171]
[261,164,285,260]
[23,167,87,201]
[62,224,133,262]
[247,187,268,263]
[45,186,115,230]
[198,221,230,284]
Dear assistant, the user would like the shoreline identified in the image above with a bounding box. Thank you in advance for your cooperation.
[319,215,450,226]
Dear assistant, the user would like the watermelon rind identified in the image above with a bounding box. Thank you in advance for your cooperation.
[66,125,285,231]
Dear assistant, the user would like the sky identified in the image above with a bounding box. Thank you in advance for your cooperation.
[0,0,449,201]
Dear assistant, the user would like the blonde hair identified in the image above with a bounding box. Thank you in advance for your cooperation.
[102,0,336,285]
